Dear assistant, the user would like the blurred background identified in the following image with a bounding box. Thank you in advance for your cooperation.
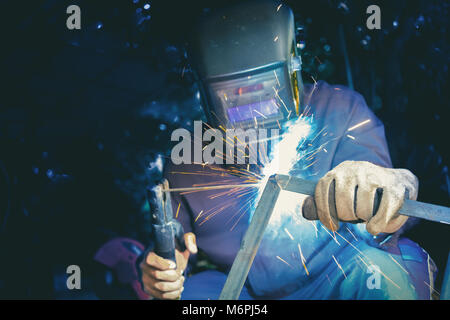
[0,0,448,299]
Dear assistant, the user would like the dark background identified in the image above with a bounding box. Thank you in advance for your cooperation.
[0,0,448,299]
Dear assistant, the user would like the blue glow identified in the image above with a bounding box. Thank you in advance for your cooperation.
[46,169,54,179]
[227,99,278,123]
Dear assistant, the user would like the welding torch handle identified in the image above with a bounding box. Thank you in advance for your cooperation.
[276,174,450,224]
[147,183,177,265]
[152,224,177,263]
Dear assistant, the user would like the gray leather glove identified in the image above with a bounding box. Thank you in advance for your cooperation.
[303,160,419,235]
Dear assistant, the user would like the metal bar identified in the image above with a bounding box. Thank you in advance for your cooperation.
[275,174,450,224]
[219,176,281,300]
[275,174,316,195]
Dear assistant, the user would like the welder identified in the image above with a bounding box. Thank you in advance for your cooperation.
[97,0,437,299]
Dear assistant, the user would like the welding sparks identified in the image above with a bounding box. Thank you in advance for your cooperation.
[260,116,312,181]
[321,224,340,245]
[165,83,410,298]
[175,203,181,219]
[388,254,409,275]
[284,227,294,240]
[194,210,204,222]
[164,78,413,298]
[309,220,318,238]
[276,255,294,269]
[345,226,358,241]
[335,230,401,289]
[169,84,374,291]
[423,281,440,297]
[253,109,268,119]
[332,255,347,279]
[252,115,313,226]
[298,243,309,275]
[325,274,333,287]
[347,119,371,132]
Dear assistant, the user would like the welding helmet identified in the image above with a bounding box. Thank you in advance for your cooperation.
[188,0,303,130]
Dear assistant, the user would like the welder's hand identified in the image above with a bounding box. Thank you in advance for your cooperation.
[302,160,418,235]
[139,232,197,299]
